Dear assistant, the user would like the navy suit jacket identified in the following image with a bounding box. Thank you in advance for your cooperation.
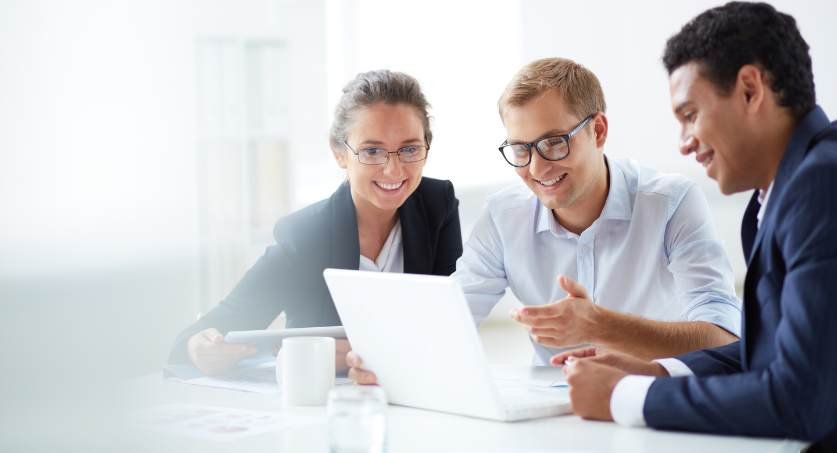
[644,106,837,445]
[169,177,463,364]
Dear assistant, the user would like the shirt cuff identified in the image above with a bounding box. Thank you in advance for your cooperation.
[610,375,655,427]
[654,358,694,377]
[685,297,742,338]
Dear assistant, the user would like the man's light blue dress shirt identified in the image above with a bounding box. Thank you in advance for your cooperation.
[453,157,742,365]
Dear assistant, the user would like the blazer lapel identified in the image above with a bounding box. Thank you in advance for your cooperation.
[743,162,795,336]
[740,108,833,370]
[330,181,361,271]
[746,154,806,270]
[746,107,832,269]
[740,191,760,262]
[399,189,432,274]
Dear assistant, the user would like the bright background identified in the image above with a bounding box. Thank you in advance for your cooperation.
[1,3,835,439]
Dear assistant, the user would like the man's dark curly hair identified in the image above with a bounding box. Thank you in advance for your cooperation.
[663,2,815,118]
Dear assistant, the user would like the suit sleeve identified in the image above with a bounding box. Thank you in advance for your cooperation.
[432,180,463,276]
[167,232,298,364]
[644,163,837,441]
[675,340,743,376]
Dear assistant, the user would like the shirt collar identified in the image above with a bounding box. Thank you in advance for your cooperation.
[598,157,632,221]
[756,182,774,229]
[535,156,632,236]
[535,199,556,234]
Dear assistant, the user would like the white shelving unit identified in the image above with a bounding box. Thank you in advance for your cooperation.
[194,38,290,313]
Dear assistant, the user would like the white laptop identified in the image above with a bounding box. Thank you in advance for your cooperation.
[323,268,571,422]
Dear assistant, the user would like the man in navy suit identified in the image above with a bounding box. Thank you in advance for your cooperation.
[552,2,837,449]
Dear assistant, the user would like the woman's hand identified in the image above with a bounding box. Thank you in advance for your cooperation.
[335,339,351,373]
[187,328,257,376]
[346,351,378,385]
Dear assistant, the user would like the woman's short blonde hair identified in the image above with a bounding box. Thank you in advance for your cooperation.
[498,57,606,121]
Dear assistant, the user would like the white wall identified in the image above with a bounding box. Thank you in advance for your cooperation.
[1,2,204,448]
[1,1,327,449]
[0,0,330,367]
[1,0,198,271]
[0,1,204,386]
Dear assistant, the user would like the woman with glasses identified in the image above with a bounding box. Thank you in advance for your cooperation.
[169,70,462,376]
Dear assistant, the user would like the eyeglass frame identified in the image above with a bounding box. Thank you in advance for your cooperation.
[343,139,430,165]
[497,114,594,167]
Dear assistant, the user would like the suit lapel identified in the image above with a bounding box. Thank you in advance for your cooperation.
[399,189,432,274]
[330,182,361,271]
[740,191,760,262]
[745,149,807,270]
[740,107,832,370]
[742,129,807,354]
[744,107,832,269]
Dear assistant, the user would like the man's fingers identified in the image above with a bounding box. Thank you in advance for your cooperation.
[557,275,589,300]
[529,326,563,337]
[516,303,561,320]
[550,347,597,366]
[586,353,617,367]
[565,356,600,379]
[519,315,560,328]
[514,303,568,328]
[578,350,625,368]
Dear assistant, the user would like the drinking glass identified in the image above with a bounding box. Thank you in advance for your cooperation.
[326,385,387,453]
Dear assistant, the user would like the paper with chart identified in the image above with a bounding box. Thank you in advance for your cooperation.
[135,403,321,440]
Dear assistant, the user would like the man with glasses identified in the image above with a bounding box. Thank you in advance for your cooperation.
[454,57,743,364]
[347,57,742,384]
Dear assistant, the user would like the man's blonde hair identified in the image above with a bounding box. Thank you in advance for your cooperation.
[499,57,606,121]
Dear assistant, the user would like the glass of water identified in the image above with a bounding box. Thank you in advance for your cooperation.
[327,385,387,453]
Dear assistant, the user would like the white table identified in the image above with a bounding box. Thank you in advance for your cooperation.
[124,373,808,453]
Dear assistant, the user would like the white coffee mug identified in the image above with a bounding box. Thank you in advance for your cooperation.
[278,337,336,406]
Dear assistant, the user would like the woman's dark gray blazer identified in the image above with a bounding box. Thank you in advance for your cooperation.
[169,177,462,363]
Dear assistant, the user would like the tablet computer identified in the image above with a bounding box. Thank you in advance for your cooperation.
[224,326,346,350]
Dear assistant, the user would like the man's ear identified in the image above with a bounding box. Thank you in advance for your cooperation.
[592,112,608,148]
[736,64,766,114]
[331,141,348,169]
